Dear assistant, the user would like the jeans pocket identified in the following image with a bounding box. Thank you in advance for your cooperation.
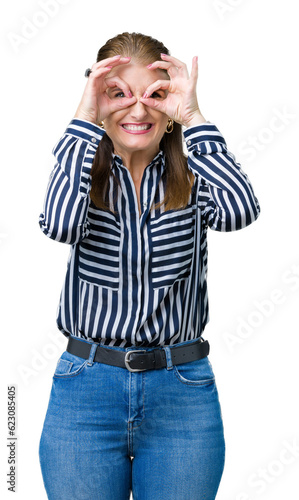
[53,351,88,379]
[173,356,215,386]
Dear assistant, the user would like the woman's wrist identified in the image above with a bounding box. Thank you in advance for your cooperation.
[183,111,207,128]
[74,108,98,124]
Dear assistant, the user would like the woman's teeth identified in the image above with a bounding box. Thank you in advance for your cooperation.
[122,124,151,131]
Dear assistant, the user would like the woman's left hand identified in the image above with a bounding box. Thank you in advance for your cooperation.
[139,54,206,128]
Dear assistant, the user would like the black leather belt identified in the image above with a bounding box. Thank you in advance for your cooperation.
[66,336,210,372]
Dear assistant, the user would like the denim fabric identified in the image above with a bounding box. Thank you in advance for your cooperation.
[39,337,225,499]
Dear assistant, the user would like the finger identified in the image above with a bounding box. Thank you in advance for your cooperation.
[105,76,133,98]
[91,55,131,72]
[147,60,172,71]
[160,53,185,68]
[87,65,114,83]
[190,56,198,83]
[110,96,137,112]
[147,60,176,79]
[142,79,171,99]
[160,53,189,78]
[139,96,166,113]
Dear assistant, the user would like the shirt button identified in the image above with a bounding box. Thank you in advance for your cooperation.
[187,140,191,146]
[143,202,147,208]
[91,137,96,143]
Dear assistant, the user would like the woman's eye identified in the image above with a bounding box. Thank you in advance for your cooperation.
[150,91,163,99]
[115,91,125,98]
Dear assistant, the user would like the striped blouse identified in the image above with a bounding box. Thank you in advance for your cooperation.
[39,118,260,347]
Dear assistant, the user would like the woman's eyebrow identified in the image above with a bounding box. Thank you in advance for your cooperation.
[107,86,125,96]
[108,87,122,93]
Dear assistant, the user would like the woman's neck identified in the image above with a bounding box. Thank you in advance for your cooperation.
[115,147,159,183]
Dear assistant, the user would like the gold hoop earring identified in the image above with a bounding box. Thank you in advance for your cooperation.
[99,121,105,129]
[166,119,174,134]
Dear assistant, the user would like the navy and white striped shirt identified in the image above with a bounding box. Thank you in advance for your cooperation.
[39,118,260,347]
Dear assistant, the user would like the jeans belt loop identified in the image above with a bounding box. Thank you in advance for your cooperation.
[162,346,173,371]
[87,342,98,366]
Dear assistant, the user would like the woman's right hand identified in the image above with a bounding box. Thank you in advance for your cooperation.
[74,55,136,125]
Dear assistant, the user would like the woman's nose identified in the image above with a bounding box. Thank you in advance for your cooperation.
[129,99,148,120]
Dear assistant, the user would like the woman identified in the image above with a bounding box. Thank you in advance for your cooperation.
[39,32,260,500]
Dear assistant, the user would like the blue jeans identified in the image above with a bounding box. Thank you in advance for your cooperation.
[39,336,225,499]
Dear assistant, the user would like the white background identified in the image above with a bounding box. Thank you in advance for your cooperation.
[1,0,298,498]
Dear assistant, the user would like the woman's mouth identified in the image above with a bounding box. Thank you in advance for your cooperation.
[121,123,153,134]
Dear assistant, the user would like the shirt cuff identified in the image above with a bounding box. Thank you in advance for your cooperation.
[65,118,105,147]
[184,123,227,154]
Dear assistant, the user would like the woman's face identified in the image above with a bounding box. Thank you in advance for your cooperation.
[103,62,169,162]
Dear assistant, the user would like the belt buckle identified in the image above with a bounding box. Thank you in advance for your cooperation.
[124,350,147,372]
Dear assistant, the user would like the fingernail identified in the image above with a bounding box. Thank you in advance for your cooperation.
[161,53,168,57]
[106,66,112,69]
[147,64,152,68]
[128,91,133,98]
[142,92,148,98]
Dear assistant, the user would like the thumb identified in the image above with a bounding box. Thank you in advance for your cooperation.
[110,96,137,112]
[139,97,166,113]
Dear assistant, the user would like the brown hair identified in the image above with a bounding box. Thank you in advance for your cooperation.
[90,32,193,211]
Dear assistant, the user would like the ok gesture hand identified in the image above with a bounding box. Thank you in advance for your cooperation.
[75,55,137,125]
[140,54,206,128]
